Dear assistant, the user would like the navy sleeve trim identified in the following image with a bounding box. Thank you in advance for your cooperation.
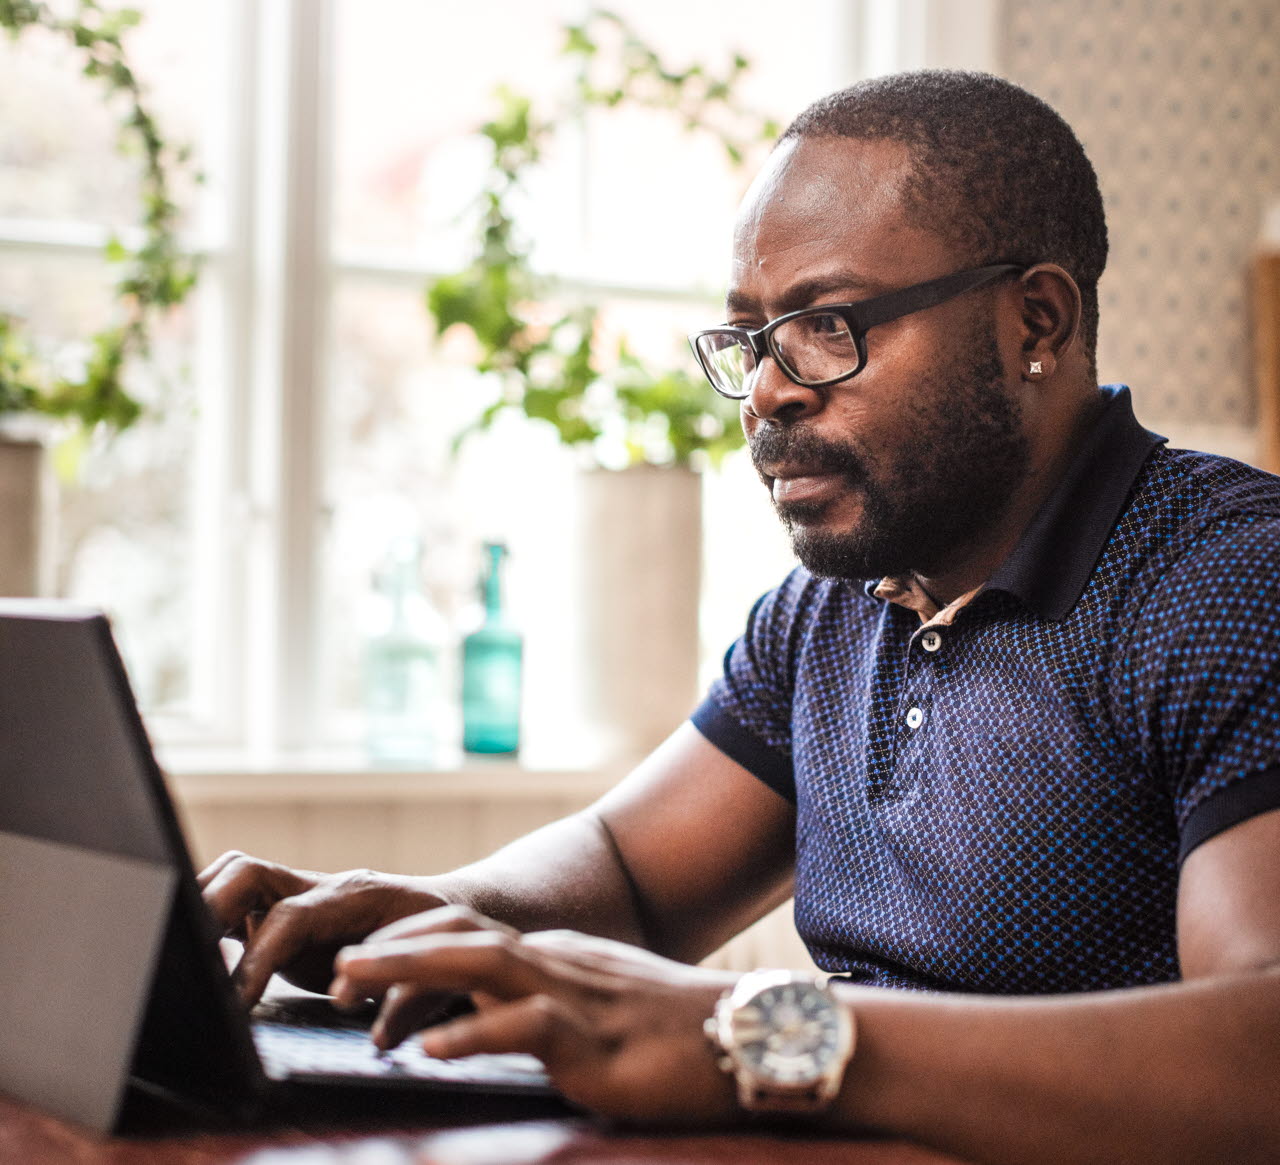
[1178,766,1280,864]
[690,697,796,802]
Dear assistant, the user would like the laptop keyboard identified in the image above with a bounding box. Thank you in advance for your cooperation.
[250,999,551,1091]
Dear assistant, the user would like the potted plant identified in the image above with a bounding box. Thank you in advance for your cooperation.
[0,0,198,596]
[424,9,777,758]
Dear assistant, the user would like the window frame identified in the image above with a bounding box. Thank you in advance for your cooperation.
[0,0,993,758]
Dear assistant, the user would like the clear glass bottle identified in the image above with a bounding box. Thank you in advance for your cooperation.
[461,542,522,754]
[363,536,443,766]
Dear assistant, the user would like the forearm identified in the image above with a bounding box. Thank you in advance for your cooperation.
[421,808,650,947]
[828,968,1280,1165]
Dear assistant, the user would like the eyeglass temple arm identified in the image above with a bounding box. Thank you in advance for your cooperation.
[853,263,1024,330]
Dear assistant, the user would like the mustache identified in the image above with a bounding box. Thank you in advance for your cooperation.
[748,425,867,485]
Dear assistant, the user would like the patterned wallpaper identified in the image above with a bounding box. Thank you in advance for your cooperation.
[999,0,1280,446]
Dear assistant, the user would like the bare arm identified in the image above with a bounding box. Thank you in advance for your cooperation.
[201,723,794,1000]
[436,723,796,960]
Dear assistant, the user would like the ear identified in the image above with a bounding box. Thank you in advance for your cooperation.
[1016,263,1081,381]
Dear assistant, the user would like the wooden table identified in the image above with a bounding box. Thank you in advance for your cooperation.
[0,1093,971,1164]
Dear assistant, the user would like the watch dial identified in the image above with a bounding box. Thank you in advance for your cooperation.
[732,983,842,1083]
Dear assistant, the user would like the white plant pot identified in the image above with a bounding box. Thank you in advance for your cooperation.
[578,464,702,763]
[0,437,53,597]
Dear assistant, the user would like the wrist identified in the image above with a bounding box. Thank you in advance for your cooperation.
[704,970,857,1116]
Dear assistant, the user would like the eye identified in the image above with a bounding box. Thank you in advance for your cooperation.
[796,311,854,343]
[801,310,844,332]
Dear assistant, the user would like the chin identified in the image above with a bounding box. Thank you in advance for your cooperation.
[786,525,887,582]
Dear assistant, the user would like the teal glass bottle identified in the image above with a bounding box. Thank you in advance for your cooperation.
[364,536,443,766]
[461,542,522,754]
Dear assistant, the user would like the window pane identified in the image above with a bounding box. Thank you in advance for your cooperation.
[576,0,854,288]
[0,250,203,714]
[331,0,853,281]
[323,274,584,760]
[0,1,229,729]
[332,0,583,263]
[325,4,854,757]
[0,0,218,231]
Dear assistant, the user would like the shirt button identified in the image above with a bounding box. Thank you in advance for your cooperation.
[905,706,925,730]
[920,630,943,653]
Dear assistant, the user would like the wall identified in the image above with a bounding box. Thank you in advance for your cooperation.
[1000,0,1280,460]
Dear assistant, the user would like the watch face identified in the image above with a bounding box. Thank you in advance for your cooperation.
[730,982,844,1085]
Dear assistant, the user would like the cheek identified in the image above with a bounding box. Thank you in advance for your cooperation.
[861,314,936,382]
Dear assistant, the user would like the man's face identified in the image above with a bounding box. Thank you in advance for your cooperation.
[730,136,1030,581]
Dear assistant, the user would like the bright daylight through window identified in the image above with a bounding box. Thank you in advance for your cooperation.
[0,0,854,762]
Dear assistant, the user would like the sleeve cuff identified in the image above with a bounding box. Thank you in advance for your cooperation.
[690,696,795,802]
[1179,766,1280,864]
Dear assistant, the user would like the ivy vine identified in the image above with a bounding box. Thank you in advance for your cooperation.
[0,0,198,432]
[426,9,778,468]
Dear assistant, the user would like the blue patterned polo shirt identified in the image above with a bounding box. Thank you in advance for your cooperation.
[692,385,1280,994]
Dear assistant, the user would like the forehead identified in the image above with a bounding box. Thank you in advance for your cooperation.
[730,135,956,308]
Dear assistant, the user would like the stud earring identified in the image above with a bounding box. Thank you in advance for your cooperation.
[1029,360,1043,375]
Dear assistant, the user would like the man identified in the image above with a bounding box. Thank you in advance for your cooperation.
[201,72,1280,1163]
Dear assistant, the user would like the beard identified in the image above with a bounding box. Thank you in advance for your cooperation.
[749,320,1030,582]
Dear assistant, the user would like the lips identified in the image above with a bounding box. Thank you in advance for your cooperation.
[750,429,865,511]
[757,463,849,504]
[770,470,846,506]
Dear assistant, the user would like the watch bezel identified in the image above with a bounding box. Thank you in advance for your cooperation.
[708,970,855,1111]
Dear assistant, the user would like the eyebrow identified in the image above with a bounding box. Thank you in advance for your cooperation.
[724,272,890,321]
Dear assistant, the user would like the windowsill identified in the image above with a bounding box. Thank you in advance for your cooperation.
[160,745,623,805]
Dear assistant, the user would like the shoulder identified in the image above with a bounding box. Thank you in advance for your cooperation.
[1138,445,1280,530]
[1123,448,1280,589]
[1122,450,1280,660]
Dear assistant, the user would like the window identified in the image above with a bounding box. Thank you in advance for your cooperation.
[0,0,911,761]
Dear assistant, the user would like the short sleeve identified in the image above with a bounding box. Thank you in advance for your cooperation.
[1124,516,1280,861]
[691,567,822,801]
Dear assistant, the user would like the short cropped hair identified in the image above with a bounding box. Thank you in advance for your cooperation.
[784,71,1107,369]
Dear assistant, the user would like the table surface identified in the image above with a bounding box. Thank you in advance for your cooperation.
[0,1093,973,1165]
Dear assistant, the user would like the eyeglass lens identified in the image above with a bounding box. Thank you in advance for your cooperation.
[697,311,862,398]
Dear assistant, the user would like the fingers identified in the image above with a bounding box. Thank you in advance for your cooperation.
[420,994,586,1066]
[231,891,331,1006]
[367,983,474,1052]
[195,850,246,890]
[199,852,315,936]
[332,930,553,1005]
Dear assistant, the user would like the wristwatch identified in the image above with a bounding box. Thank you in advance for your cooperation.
[703,969,856,1114]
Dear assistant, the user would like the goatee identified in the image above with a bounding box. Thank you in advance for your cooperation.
[749,322,1030,581]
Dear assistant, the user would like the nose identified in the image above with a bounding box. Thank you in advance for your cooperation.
[742,354,824,426]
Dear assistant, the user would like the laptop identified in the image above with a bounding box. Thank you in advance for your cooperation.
[0,600,560,1133]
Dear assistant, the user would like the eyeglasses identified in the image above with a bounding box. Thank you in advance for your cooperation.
[688,263,1024,400]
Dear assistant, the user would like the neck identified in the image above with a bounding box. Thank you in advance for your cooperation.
[910,385,1104,607]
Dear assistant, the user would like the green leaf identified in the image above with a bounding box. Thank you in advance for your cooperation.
[103,234,129,263]
[432,6,774,465]
[563,24,595,56]
[0,0,200,443]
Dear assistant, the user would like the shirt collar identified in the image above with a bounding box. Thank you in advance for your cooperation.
[865,385,1166,623]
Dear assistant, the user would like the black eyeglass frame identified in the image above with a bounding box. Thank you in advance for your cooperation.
[688,262,1026,400]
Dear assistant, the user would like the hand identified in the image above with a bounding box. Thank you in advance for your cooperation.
[329,905,742,1125]
[197,850,447,1006]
